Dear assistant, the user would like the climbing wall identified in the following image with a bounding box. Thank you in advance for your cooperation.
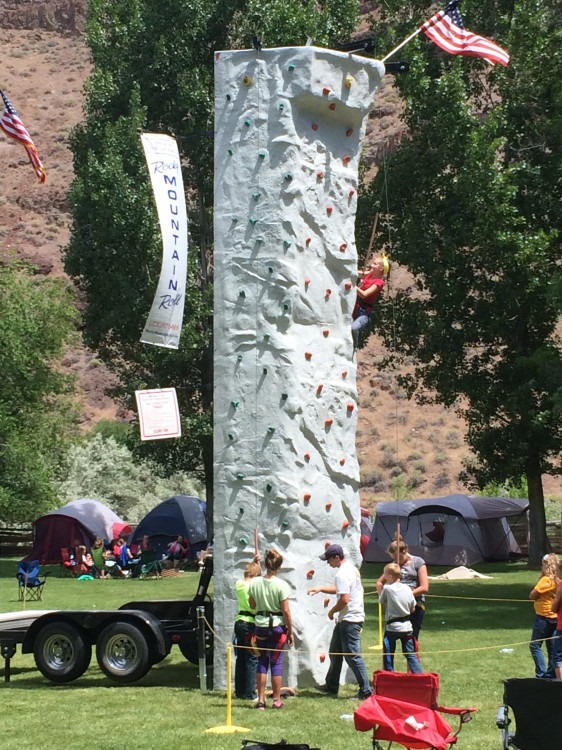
[213,45,384,689]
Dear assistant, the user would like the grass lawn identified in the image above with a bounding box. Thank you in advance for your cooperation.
[0,558,541,750]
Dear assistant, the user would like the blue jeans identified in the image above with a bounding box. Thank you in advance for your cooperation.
[529,615,557,678]
[234,619,258,699]
[325,620,372,696]
[383,630,423,673]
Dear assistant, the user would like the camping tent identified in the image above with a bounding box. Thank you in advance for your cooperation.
[131,495,208,560]
[363,494,529,566]
[25,498,132,565]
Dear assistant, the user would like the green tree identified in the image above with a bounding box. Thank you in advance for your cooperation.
[65,0,360,538]
[361,0,562,565]
[0,261,79,523]
[57,433,205,521]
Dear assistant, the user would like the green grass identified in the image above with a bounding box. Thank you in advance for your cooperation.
[0,559,541,750]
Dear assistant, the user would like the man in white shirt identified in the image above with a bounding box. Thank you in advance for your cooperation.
[308,544,372,699]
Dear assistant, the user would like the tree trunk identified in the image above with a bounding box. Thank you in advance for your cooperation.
[526,457,548,568]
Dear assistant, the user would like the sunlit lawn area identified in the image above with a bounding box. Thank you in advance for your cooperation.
[0,558,541,750]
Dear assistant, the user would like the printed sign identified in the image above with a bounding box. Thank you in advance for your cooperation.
[135,388,182,440]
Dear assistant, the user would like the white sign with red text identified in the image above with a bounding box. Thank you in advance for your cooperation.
[135,388,181,440]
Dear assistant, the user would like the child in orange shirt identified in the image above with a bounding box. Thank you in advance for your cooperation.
[529,553,559,678]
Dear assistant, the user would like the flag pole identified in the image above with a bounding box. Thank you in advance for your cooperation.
[381,27,423,63]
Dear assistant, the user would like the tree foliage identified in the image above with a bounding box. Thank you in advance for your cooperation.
[65,0,360,536]
[56,433,205,521]
[361,0,562,564]
[0,261,79,523]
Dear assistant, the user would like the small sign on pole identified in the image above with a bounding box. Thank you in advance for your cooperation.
[135,387,181,440]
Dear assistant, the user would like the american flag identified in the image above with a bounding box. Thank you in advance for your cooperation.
[0,90,46,183]
[421,0,510,66]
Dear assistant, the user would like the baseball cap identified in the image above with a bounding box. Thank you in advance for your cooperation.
[320,544,344,560]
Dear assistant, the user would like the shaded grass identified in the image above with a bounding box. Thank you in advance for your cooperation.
[0,559,541,750]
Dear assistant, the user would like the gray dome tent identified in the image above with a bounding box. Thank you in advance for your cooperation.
[131,495,207,560]
[364,494,529,566]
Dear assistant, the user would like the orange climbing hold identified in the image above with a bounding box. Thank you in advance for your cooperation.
[345,281,352,290]
[322,87,330,95]
[307,569,315,579]
[304,492,312,502]
[322,330,330,337]
[347,403,355,412]
[325,418,333,427]
[304,452,311,462]
[342,519,350,529]
[324,598,331,607]
[316,384,324,395]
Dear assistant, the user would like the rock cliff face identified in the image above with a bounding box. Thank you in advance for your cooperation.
[0,0,86,33]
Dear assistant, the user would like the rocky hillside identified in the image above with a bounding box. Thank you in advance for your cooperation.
[2,0,560,507]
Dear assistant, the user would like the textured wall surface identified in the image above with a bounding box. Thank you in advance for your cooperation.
[213,45,384,689]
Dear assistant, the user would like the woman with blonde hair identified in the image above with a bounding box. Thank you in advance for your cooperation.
[249,549,293,710]
[529,552,560,678]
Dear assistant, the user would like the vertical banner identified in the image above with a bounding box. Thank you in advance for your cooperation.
[135,388,182,440]
[140,133,188,348]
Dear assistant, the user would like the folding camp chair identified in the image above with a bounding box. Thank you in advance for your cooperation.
[354,671,476,750]
[17,560,49,601]
[59,547,76,578]
[496,677,562,750]
[137,550,162,579]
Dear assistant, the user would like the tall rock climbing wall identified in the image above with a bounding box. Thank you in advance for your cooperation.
[213,45,384,689]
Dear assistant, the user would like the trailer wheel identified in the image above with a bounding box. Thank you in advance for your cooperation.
[178,630,213,665]
[96,621,151,683]
[34,622,91,683]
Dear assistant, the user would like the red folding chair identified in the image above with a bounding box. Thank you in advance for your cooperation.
[354,671,476,750]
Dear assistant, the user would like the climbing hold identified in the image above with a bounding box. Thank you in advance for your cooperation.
[283,240,291,248]
[228,148,234,156]
[236,472,245,480]
[325,289,332,297]
[329,102,336,111]
[282,519,289,527]
[243,74,252,86]
[268,266,274,274]
[226,94,232,101]
[284,173,293,181]
[347,403,355,412]
[345,281,352,290]
[279,102,285,110]
[322,87,330,95]
[325,502,332,511]
[266,483,273,492]
[307,569,315,579]
[239,536,249,545]
[340,243,347,252]
[325,418,333,427]
[327,206,333,215]
[322,330,330,338]
[304,492,311,502]
[342,519,350,529]
[239,507,244,514]
[305,352,312,360]
[346,128,353,137]
[267,426,275,433]
[316,384,324,395]
[258,150,267,159]
[288,63,295,71]
[345,75,354,88]
[249,217,258,225]
[244,118,252,127]
[231,400,239,408]
[228,433,235,441]
[342,371,348,379]
[343,155,351,165]
[317,171,324,179]
[253,192,261,200]
[283,303,290,311]
[320,653,326,662]
[305,237,312,246]
[304,452,311,462]
[263,333,270,340]
[237,354,243,361]
[263,367,268,375]
[324,540,332,549]
[255,236,264,244]
[311,123,319,131]
[323,598,331,608]
[339,458,346,466]
[281,393,288,400]
[304,277,311,287]
[349,189,355,197]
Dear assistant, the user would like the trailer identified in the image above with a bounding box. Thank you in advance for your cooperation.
[0,557,213,684]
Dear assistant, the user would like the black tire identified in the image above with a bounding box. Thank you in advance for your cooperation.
[33,621,91,683]
[96,621,151,683]
[178,629,213,665]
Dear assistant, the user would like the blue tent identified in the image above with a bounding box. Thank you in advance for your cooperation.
[131,495,207,560]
